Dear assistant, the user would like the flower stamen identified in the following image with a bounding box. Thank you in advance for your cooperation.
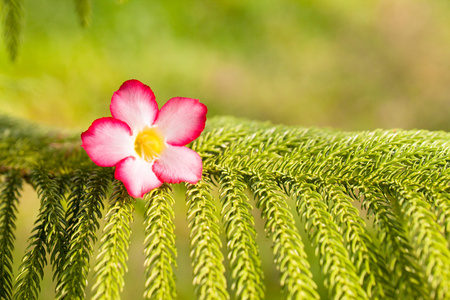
[134,127,165,162]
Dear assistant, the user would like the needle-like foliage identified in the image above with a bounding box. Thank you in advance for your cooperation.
[91,181,134,300]
[0,0,22,61]
[186,177,229,300]
[13,168,68,300]
[0,0,91,60]
[0,170,22,299]
[1,115,450,299]
[218,170,264,299]
[142,184,177,299]
[248,173,320,299]
[56,167,111,299]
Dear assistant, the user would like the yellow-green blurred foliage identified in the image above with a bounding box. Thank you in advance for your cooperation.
[2,0,450,299]
[1,0,450,131]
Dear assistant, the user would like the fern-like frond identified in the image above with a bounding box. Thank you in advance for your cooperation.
[56,167,111,299]
[1,0,23,61]
[217,169,264,299]
[389,183,450,299]
[91,181,134,300]
[186,177,229,300]
[0,115,87,174]
[0,169,22,299]
[248,173,320,299]
[322,183,392,298]
[427,190,450,243]
[13,223,47,300]
[2,115,450,298]
[13,167,68,300]
[142,184,177,299]
[282,178,369,299]
[360,183,430,299]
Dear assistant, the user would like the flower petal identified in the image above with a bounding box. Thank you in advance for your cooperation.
[115,157,163,198]
[153,145,203,184]
[81,117,134,167]
[110,79,159,132]
[155,97,207,146]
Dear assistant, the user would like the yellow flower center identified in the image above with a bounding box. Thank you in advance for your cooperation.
[134,127,165,162]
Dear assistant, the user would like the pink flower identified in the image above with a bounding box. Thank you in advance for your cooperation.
[81,79,207,198]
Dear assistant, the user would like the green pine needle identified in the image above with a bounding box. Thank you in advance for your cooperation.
[322,184,392,299]
[361,184,431,298]
[391,184,450,299]
[0,169,22,299]
[284,179,369,299]
[248,174,320,299]
[1,0,23,61]
[142,184,177,300]
[91,181,134,300]
[218,170,265,299]
[1,115,450,299]
[186,177,229,300]
[56,167,111,300]
[13,167,68,300]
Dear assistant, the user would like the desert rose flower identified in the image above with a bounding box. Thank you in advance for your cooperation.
[81,79,207,198]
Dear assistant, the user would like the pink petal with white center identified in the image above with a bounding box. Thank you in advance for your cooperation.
[81,117,134,167]
[110,79,159,132]
[153,145,203,184]
[115,157,163,198]
[155,97,207,146]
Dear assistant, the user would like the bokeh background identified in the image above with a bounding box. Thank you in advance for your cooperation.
[1,0,450,299]
[1,0,450,131]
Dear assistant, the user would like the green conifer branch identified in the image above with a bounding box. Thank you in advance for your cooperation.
[321,183,391,299]
[0,169,22,299]
[142,184,177,300]
[1,0,22,61]
[2,115,450,298]
[185,177,229,300]
[247,173,320,300]
[91,181,134,300]
[281,177,369,299]
[0,117,50,170]
[13,168,68,300]
[360,184,430,298]
[13,226,46,300]
[426,190,450,243]
[56,167,111,299]
[217,169,265,299]
[389,183,450,299]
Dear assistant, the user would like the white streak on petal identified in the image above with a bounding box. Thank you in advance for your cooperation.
[155,97,207,146]
[153,145,203,184]
[110,79,159,133]
[115,157,163,198]
[81,117,134,167]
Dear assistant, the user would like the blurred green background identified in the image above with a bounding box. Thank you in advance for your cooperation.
[2,0,450,131]
[2,0,450,299]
